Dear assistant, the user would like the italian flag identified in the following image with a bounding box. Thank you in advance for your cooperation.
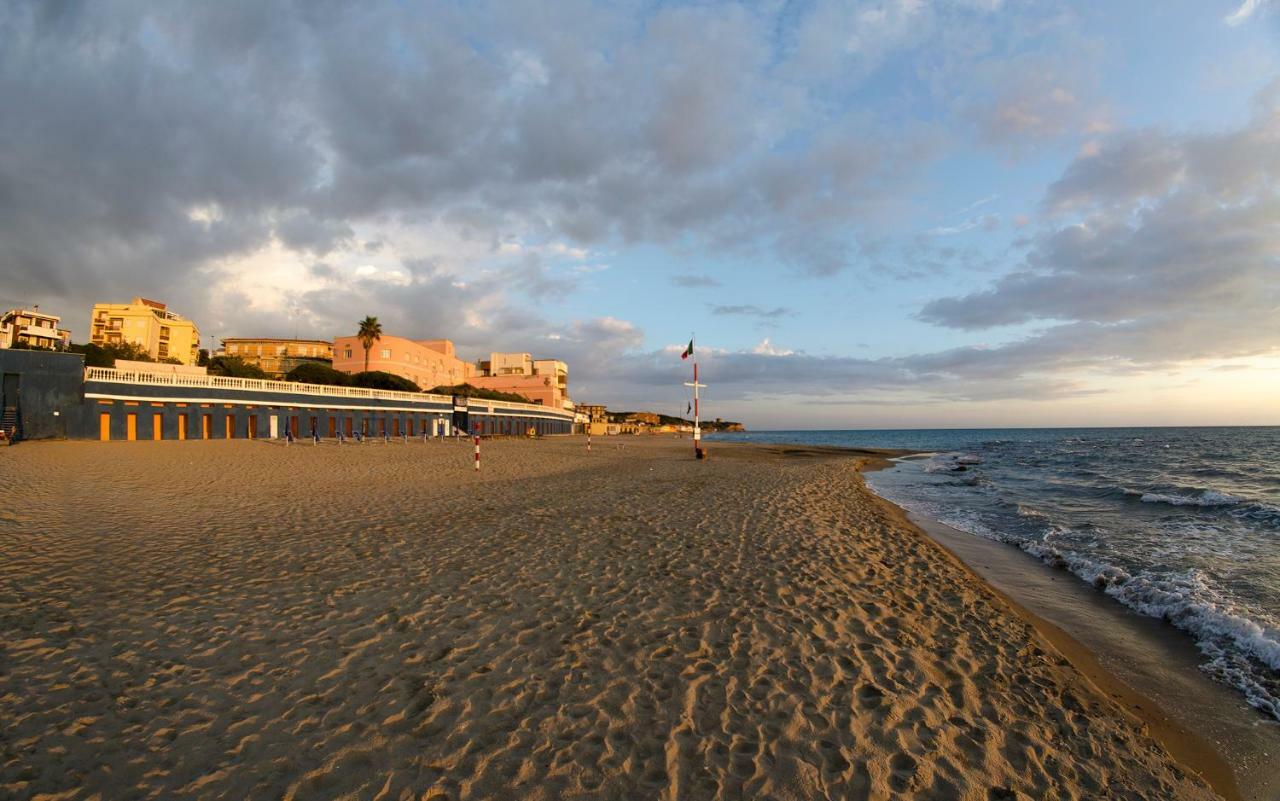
[681,339,693,360]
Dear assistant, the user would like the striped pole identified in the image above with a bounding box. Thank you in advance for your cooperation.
[587,433,592,452]
[474,434,480,471]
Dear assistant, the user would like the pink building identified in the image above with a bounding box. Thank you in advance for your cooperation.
[332,335,475,390]
[469,353,569,408]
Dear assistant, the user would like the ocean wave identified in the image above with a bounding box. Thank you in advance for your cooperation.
[863,433,1280,722]
[1011,538,1280,720]
[875,477,1280,720]
[1119,486,1280,526]
[1139,490,1244,507]
[922,452,983,474]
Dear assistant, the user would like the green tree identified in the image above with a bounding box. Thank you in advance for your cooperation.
[352,371,419,392]
[356,315,382,372]
[66,341,154,367]
[207,355,268,379]
[429,383,533,404]
[285,362,354,386]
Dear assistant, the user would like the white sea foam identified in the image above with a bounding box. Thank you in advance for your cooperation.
[864,448,1280,722]
[1139,489,1244,507]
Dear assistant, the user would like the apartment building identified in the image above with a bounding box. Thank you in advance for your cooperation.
[331,335,476,389]
[0,307,70,350]
[470,352,570,408]
[221,337,333,378]
[89,297,201,365]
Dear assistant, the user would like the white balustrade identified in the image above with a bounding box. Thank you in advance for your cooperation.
[83,367,570,417]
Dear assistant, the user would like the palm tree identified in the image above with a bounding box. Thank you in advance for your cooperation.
[357,316,382,372]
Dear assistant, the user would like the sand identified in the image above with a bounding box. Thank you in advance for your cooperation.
[0,437,1225,800]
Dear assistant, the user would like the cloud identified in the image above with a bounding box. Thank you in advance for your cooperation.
[0,0,1032,336]
[1225,0,1267,25]
[917,82,1280,374]
[750,338,795,356]
[960,30,1110,149]
[5,0,1269,423]
[670,274,722,288]
[709,304,794,319]
[927,214,1001,236]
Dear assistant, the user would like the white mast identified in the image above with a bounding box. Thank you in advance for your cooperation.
[684,359,706,458]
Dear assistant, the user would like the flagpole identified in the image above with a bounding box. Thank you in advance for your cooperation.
[683,350,707,460]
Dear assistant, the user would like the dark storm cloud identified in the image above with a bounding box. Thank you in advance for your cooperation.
[1,0,973,340]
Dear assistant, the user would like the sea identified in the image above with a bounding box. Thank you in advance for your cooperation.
[706,427,1280,722]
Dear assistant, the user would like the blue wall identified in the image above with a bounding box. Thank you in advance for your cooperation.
[0,350,86,439]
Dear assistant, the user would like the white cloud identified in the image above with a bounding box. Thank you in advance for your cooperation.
[751,338,795,356]
[1225,0,1266,26]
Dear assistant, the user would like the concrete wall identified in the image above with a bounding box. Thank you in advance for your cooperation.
[0,350,87,439]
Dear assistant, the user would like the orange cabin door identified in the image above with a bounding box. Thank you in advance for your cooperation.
[290,416,299,437]
[328,417,336,437]
[99,412,111,441]
[202,414,212,439]
[126,413,137,441]
[153,414,162,440]
[178,415,188,440]
[248,415,258,439]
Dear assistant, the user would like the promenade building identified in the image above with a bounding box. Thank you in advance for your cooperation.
[221,338,333,378]
[89,297,201,365]
[0,348,573,442]
[331,335,475,389]
[0,307,71,350]
[470,352,570,408]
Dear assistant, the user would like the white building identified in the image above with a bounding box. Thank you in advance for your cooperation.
[0,307,71,350]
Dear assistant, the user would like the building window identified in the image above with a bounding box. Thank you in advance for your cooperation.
[345,349,352,358]
[381,348,390,358]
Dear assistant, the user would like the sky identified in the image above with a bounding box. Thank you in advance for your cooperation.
[1,0,1278,428]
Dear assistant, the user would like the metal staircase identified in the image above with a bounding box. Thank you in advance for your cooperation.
[1,406,20,441]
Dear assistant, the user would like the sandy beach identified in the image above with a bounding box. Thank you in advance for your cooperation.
[1,436,1227,800]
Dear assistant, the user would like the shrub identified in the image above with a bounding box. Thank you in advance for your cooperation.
[429,383,533,403]
[352,371,420,392]
[285,362,353,386]
[207,355,268,379]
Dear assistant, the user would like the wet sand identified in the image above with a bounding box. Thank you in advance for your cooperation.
[903,511,1279,801]
[1,437,1225,799]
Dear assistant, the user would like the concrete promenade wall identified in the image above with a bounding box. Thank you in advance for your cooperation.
[0,349,87,439]
[0,354,573,441]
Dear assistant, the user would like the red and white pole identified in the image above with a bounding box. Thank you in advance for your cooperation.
[474,434,480,471]
[693,361,700,456]
[587,432,592,452]
[684,359,707,459]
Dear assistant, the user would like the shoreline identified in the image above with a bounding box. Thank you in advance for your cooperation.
[1,437,1229,799]
[853,453,1280,801]
[850,456,1244,801]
